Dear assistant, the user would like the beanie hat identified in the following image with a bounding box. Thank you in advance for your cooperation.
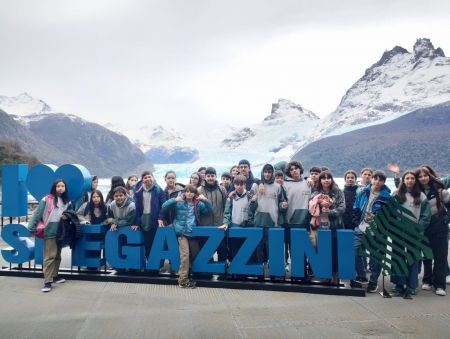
[238,159,251,167]
[205,167,216,176]
[221,172,231,180]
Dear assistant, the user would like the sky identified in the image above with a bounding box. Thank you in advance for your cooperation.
[1,0,449,130]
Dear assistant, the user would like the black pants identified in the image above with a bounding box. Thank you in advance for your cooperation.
[423,231,448,290]
[143,228,157,259]
[256,228,269,263]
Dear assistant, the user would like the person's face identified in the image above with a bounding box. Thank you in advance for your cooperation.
[289,166,301,180]
[91,179,98,190]
[371,176,385,191]
[190,175,200,186]
[418,171,430,186]
[321,175,332,189]
[91,192,101,205]
[184,190,195,201]
[263,170,272,181]
[239,164,249,177]
[345,173,356,185]
[55,182,66,195]
[221,176,231,187]
[114,192,126,204]
[143,174,153,187]
[165,173,176,188]
[231,167,239,177]
[205,173,216,185]
[128,176,138,188]
[309,171,320,183]
[404,173,416,190]
[275,176,284,185]
[199,170,206,180]
[234,182,245,195]
[361,171,372,184]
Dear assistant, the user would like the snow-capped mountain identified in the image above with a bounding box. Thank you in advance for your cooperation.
[0,92,52,115]
[107,124,199,164]
[221,98,320,159]
[309,38,450,142]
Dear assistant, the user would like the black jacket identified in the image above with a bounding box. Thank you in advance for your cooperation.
[57,210,83,248]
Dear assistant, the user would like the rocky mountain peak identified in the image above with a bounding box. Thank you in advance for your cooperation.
[413,38,445,61]
[264,98,319,126]
[0,92,52,115]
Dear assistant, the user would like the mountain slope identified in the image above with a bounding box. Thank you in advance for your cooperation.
[23,113,150,177]
[308,38,450,144]
[292,101,450,175]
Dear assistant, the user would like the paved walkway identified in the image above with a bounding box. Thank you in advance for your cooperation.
[1,272,449,338]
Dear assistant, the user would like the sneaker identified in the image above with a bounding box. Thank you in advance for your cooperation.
[350,280,362,288]
[179,281,196,289]
[436,288,446,296]
[392,285,405,296]
[446,275,450,284]
[53,276,66,284]
[355,276,369,284]
[422,283,432,291]
[407,288,417,296]
[41,283,52,292]
[366,282,378,293]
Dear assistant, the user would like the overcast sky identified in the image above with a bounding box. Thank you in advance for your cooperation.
[1,0,449,130]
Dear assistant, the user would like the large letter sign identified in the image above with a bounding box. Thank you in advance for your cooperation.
[1,163,356,282]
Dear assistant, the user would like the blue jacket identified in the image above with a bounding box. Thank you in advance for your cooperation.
[134,184,167,229]
[162,198,212,236]
[352,183,391,228]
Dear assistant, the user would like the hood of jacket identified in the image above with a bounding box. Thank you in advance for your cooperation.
[260,163,275,184]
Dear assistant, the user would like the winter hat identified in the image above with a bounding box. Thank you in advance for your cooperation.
[205,167,217,176]
[221,172,231,180]
[238,159,251,167]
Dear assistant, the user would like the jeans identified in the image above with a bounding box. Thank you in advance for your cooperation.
[391,261,419,290]
[354,228,381,283]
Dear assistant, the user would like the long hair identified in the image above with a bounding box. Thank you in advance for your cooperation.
[396,170,422,205]
[106,176,126,202]
[415,167,445,212]
[50,179,70,205]
[125,174,138,191]
[86,189,107,219]
[316,170,339,194]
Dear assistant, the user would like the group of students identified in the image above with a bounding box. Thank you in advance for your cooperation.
[27,159,450,295]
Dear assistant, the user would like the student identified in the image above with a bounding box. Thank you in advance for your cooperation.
[163,170,185,225]
[74,175,99,211]
[197,167,228,263]
[220,175,252,261]
[220,172,232,192]
[274,170,288,229]
[230,165,239,181]
[228,159,261,192]
[308,166,322,192]
[105,176,126,206]
[106,186,137,232]
[250,164,287,267]
[163,170,185,200]
[352,170,391,292]
[197,166,207,185]
[283,161,312,279]
[189,172,202,189]
[416,167,450,296]
[309,170,345,284]
[125,175,138,197]
[343,170,358,229]
[161,184,212,288]
[391,171,431,296]
[358,168,373,188]
[76,189,107,225]
[28,179,71,292]
[133,171,166,259]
